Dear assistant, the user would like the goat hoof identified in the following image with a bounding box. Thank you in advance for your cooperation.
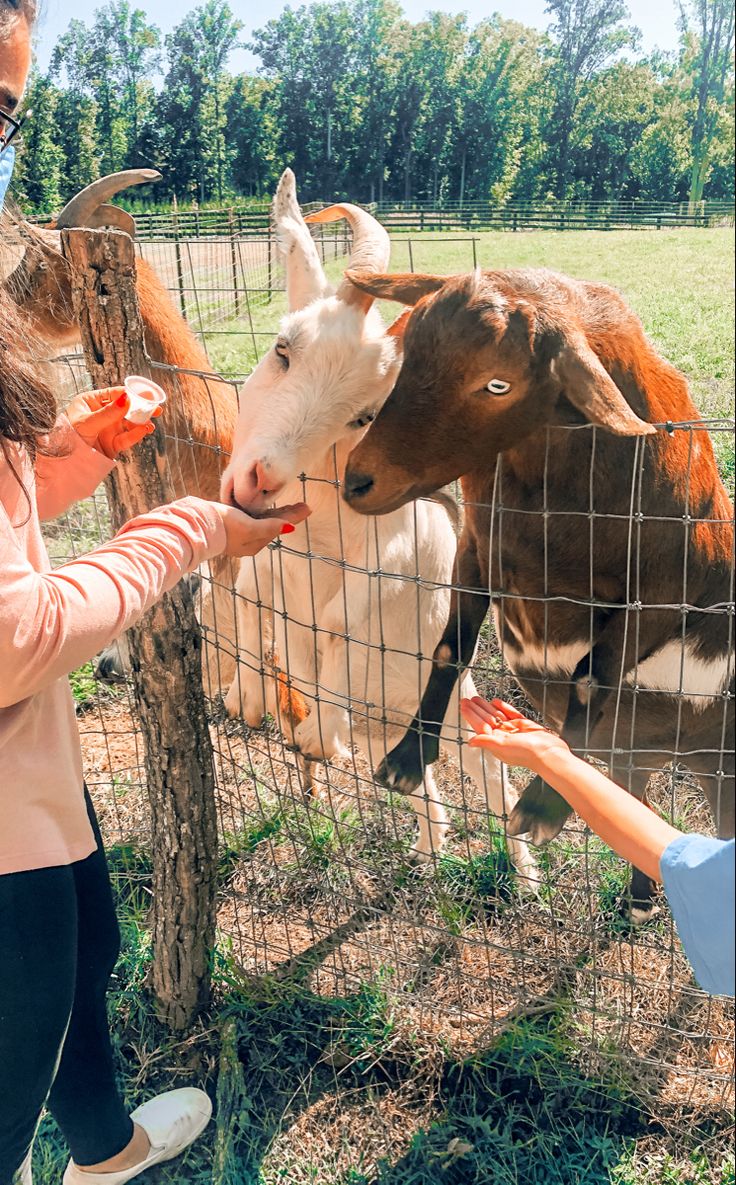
[507,776,572,844]
[627,903,658,927]
[375,739,426,795]
[94,651,125,686]
[507,838,542,893]
[223,686,244,720]
[408,846,434,867]
[622,873,659,927]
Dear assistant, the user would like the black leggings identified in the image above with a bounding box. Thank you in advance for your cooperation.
[0,791,133,1183]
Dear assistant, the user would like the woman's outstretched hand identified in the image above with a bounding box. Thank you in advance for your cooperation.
[460,696,570,775]
[213,501,311,557]
[67,387,162,459]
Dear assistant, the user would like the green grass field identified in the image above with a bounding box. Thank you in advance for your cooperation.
[38,228,735,1185]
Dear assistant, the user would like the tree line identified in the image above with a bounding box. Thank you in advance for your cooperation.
[13,0,735,215]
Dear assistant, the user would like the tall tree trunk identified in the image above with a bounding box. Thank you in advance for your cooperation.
[215,82,223,204]
[689,147,709,203]
[459,144,467,205]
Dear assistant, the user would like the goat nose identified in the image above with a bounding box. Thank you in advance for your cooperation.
[344,470,375,500]
[255,460,275,494]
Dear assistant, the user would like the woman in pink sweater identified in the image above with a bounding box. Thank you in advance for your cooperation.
[0,7,308,1183]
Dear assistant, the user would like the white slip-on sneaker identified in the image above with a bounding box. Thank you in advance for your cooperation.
[13,1150,33,1185]
[62,1087,212,1185]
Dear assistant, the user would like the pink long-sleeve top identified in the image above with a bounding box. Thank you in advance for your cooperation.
[0,417,226,875]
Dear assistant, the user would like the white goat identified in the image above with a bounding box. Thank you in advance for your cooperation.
[220,170,536,880]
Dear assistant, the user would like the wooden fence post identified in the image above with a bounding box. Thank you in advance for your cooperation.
[267,225,274,302]
[228,208,241,319]
[172,198,187,320]
[61,227,219,1031]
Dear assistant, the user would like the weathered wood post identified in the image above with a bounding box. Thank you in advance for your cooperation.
[61,227,219,1031]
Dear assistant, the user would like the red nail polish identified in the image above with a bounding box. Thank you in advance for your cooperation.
[115,394,128,407]
[280,523,295,535]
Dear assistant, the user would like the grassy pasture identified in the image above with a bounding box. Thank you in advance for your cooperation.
[37,228,734,1185]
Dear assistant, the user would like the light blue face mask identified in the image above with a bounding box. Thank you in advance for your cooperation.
[0,144,16,210]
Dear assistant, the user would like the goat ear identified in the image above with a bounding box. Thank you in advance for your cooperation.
[385,307,413,342]
[346,270,446,306]
[552,335,656,436]
[273,168,330,312]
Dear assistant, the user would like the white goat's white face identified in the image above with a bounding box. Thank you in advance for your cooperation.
[220,168,397,514]
[224,298,400,513]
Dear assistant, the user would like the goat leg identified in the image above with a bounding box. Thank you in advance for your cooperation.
[507,775,573,845]
[375,536,489,795]
[509,609,675,843]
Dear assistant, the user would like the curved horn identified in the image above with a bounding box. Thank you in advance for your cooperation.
[305,202,390,312]
[56,169,162,229]
[85,204,137,237]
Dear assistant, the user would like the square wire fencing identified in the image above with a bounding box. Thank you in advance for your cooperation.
[42,224,735,1170]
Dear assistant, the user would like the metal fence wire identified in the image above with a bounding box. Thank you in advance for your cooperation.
[42,226,735,1173]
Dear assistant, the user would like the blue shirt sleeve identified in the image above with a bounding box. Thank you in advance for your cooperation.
[660,834,735,996]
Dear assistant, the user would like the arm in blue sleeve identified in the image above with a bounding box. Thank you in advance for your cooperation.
[660,835,735,996]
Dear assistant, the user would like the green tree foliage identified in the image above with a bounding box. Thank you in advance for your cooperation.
[453,18,549,205]
[13,0,735,215]
[12,74,66,212]
[251,2,362,197]
[678,0,735,200]
[50,4,161,181]
[226,76,277,197]
[543,0,641,197]
[577,62,657,199]
[157,2,242,203]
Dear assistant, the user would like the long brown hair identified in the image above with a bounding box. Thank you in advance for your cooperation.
[0,283,57,461]
[1,0,57,492]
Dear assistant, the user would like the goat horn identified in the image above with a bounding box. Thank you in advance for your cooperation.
[85,204,137,237]
[56,169,162,229]
[305,202,390,312]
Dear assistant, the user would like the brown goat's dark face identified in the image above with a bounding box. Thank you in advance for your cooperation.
[343,268,654,515]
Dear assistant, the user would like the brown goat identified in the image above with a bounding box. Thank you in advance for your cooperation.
[4,172,240,688]
[343,266,734,920]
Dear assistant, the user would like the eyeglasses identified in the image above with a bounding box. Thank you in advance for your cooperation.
[0,108,30,154]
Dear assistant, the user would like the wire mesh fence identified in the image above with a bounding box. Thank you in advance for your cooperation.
[40,220,735,1177]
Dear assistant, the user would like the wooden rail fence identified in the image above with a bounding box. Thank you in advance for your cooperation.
[29,198,735,238]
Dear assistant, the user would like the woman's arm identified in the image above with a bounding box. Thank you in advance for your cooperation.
[34,417,116,521]
[460,697,681,881]
[526,747,680,882]
[0,496,225,708]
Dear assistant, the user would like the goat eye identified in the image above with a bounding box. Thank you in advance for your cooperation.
[348,410,376,430]
[274,340,289,370]
[486,379,511,395]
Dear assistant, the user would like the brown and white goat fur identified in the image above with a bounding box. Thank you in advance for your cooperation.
[344,266,734,918]
[220,172,536,875]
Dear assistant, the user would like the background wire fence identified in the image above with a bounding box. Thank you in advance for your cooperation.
[42,222,735,1177]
